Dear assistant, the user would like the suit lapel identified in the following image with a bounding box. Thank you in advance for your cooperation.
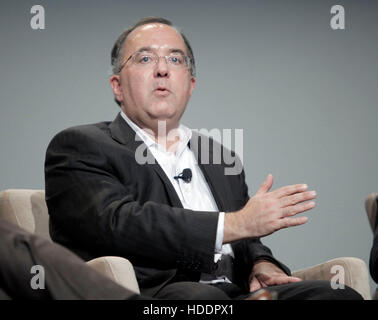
[109,113,183,208]
[190,132,228,212]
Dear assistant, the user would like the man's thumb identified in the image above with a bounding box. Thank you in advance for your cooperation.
[256,174,273,195]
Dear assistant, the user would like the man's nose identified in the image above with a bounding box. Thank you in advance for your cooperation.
[154,56,169,78]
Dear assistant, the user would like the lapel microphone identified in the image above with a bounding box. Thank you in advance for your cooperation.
[174,168,192,183]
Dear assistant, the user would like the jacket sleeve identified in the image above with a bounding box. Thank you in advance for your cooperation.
[45,127,219,273]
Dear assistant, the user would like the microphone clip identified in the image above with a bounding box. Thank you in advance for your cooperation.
[174,168,192,183]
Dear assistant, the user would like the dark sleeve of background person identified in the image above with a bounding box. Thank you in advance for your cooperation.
[369,197,378,283]
[0,220,143,300]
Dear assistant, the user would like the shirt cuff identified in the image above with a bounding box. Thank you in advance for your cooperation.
[215,212,225,253]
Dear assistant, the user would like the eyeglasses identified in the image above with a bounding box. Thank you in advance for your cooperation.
[120,51,191,71]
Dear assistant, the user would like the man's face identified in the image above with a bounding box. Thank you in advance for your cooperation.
[110,23,196,133]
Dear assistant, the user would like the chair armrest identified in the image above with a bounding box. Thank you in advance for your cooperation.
[292,257,371,300]
[86,256,140,294]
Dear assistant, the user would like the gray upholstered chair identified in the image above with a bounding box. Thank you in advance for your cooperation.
[0,189,372,299]
[0,189,139,294]
[365,192,378,300]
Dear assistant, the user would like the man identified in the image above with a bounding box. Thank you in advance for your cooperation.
[45,17,361,299]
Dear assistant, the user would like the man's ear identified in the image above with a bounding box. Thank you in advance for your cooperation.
[110,75,123,103]
[189,76,196,96]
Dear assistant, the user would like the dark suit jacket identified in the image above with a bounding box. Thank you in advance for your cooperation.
[45,113,290,296]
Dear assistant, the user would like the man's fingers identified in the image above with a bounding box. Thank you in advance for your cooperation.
[266,276,302,286]
[256,174,273,195]
[252,274,303,290]
[279,216,308,229]
[288,276,303,283]
[273,183,308,198]
[280,191,317,208]
[282,201,316,217]
[283,276,302,283]
[249,277,263,292]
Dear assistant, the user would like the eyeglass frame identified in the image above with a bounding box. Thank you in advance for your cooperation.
[119,50,192,72]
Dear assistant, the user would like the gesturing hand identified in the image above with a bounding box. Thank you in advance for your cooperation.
[224,174,317,242]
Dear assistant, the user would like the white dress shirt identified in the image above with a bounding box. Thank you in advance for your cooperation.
[120,111,234,283]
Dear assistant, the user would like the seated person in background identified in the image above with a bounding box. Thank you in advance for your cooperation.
[0,220,139,300]
[369,195,378,283]
[44,17,362,300]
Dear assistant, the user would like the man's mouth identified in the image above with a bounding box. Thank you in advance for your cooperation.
[154,86,171,96]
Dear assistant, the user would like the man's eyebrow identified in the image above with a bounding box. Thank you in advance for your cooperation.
[136,47,186,55]
[137,47,153,53]
[169,48,186,55]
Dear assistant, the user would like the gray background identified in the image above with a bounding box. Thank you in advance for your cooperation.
[1,0,377,295]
